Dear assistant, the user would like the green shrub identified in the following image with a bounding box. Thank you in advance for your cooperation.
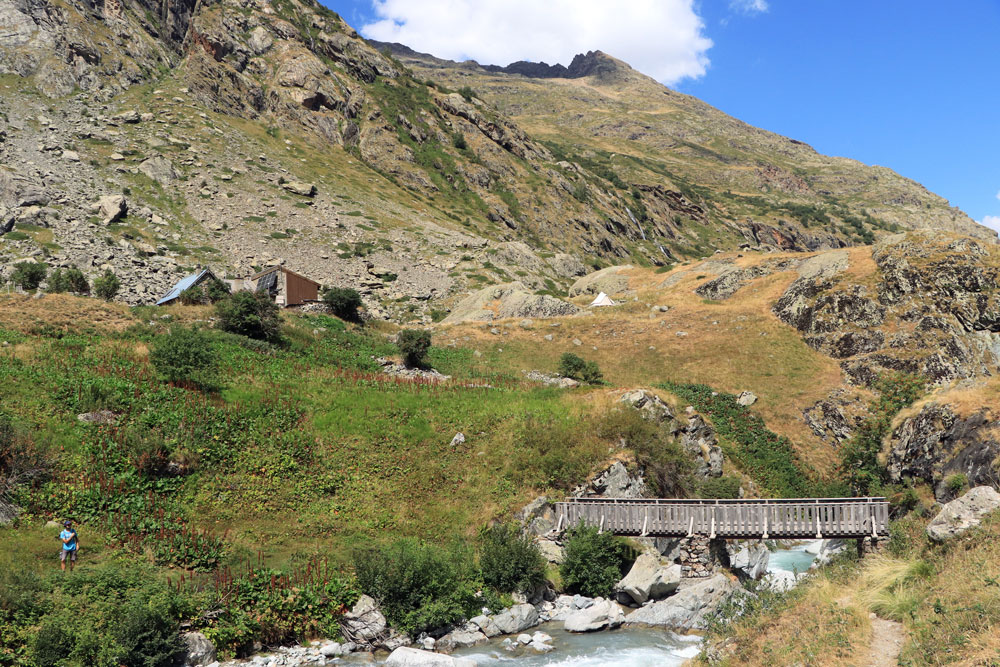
[179,277,230,305]
[838,373,924,495]
[323,287,362,321]
[11,262,46,290]
[397,329,431,367]
[64,268,90,294]
[559,523,631,598]
[699,475,742,499]
[559,352,602,384]
[215,291,282,343]
[113,600,185,667]
[353,539,478,636]
[47,268,68,293]
[944,472,968,495]
[149,326,220,390]
[478,523,546,595]
[452,132,468,150]
[458,86,476,102]
[93,269,121,301]
[596,408,693,497]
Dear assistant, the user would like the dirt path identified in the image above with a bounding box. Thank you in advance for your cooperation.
[867,613,905,666]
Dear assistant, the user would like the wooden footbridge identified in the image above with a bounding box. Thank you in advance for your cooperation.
[554,497,890,540]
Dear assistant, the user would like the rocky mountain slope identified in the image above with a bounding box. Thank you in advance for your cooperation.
[0,0,994,318]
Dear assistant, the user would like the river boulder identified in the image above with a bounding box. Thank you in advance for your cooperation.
[181,631,216,666]
[385,646,478,666]
[563,598,625,632]
[615,554,681,604]
[435,627,487,652]
[726,541,769,580]
[624,573,739,631]
[491,603,539,635]
[341,594,388,647]
[926,486,1000,542]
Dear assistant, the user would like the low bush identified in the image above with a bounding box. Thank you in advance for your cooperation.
[179,277,230,305]
[699,475,742,499]
[323,287,362,321]
[93,269,121,301]
[558,352,602,384]
[11,262,46,291]
[397,329,431,368]
[559,523,631,598]
[353,538,478,636]
[149,326,220,390]
[479,523,546,595]
[215,291,282,343]
[596,408,694,497]
[47,267,90,294]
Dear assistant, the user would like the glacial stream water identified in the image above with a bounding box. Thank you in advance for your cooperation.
[350,545,819,666]
[450,544,820,666]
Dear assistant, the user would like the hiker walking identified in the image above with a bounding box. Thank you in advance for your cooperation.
[59,520,79,571]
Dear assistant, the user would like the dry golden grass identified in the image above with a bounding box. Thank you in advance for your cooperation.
[439,256,852,473]
[0,293,137,333]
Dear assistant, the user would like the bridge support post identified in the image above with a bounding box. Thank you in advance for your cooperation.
[678,535,727,578]
[856,536,882,557]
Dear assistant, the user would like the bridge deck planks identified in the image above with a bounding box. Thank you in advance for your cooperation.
[555,497,889,539]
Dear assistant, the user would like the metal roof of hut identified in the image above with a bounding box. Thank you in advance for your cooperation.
[156,268,218,306]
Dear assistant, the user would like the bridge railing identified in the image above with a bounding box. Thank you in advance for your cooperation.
[554,497,889,539]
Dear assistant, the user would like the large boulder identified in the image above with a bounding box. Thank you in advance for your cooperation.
[138,156,177,184]
[385,646,477,666]
[568,265,632,297]
[282,181,317,197]
[619,389,674,423]
[624,573,739,631]
[93,194,127,224]
[341,594,388,647]
[578,461,647,498]
[181,632,216,667]
[435,627,487,652]
[926,486,1000,542]
[615,554,681,604]
[491,603,539,635]
[726,541,770,580]
[563,598,625,632]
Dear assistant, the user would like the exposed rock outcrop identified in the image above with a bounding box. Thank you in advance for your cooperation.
[615,554,681,605]
[624,573,739,631]
[441,282,580,323]
[886,402,1000,502]
[569,265,632,297]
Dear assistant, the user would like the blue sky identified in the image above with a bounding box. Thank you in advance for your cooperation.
[321,1,1000,230]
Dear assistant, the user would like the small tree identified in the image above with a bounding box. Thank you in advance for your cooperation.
[65,268,89,294]
[11,262,47,291]
[478,523,546,595]
[47,268,68,293]
[397,329,431,368]
[150,326,219,390]
[93,269,121,301]
[559,523,631,598]
[323,287,362,321]
[559,352,602,384]
[179,278,230,305]
[215,291,282,343]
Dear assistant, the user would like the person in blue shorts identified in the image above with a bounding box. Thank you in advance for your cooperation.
[59,519,79,572]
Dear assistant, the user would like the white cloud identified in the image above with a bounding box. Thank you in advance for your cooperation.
[730,0,769,13]
[981,215,1000,233]
[995,190,1000,201]
[361,0,713,85]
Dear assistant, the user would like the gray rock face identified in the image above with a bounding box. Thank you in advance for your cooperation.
[563,598,625,632]
[624,573,738,631]
[725,541,769,580]
[385,646,477,666]
[182,632,216,667]
[680,414,724,479]
[568,265,632,297]
[547,253,587,278]
[615,554,681,604]
[442,282,581,324]
[926,486,1000,542]
[491,603,539,635]
[619,389,674,423]
[518,496,557,535]
[579,461,647,499]
[887,403,1000,502]
[469,614,501,638]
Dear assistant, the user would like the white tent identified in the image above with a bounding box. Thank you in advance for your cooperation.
[589,291,617,307]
